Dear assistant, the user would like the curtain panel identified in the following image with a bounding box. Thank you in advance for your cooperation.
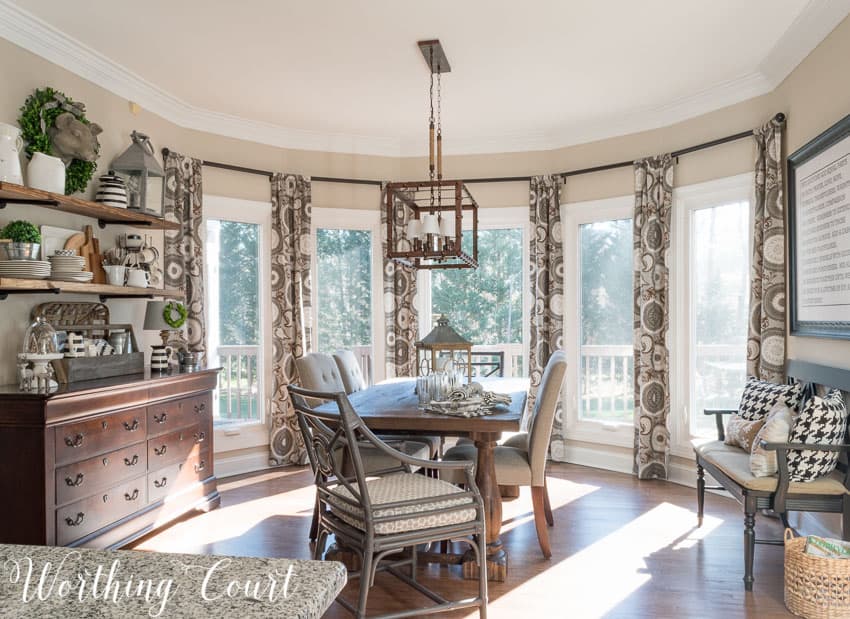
[162,151,206,361]
[632,155,674,480]
[528,175,566,455]
[747,117,787,383]
[269,173,313,466]
[381,183,420,378]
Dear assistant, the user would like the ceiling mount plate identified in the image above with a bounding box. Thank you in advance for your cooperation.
[417,40,451,74]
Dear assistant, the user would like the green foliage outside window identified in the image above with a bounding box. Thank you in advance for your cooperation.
[317,228,372,352]
[431,228,523,345]
[217,221,259,345]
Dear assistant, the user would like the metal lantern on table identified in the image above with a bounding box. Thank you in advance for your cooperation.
[110,131,164,217]
[415,314,473,383]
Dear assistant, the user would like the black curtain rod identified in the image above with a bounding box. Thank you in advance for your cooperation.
[161,112,784,188]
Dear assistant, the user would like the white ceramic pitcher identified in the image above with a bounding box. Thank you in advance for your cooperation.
[0,122,24,185]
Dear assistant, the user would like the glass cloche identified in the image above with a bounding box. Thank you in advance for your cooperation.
[22,316,59,355]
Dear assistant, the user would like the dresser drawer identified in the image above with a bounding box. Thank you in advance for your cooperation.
[55,475,147,546]
[55,408,147,466]
[147,449,210,503]
[147,392,211,437]
[147,426,207,468]
[55,441,147,506]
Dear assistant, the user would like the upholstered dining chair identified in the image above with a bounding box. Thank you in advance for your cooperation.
[332,349,443,459]
[288,384,488,619]
[441,350,568,559]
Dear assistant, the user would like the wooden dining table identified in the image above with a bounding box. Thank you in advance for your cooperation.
[317,377,529,581]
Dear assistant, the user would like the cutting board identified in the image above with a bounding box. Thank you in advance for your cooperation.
[72,225,106,284]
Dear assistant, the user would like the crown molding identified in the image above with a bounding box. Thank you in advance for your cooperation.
[1,0,847,158]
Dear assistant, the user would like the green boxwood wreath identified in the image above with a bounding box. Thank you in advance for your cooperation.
[163,301,188,329]
[18,87,99,195]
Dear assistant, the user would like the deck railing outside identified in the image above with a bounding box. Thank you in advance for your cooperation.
[215,344,261,422]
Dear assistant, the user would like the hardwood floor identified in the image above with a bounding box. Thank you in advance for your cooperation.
[132,462,792,617]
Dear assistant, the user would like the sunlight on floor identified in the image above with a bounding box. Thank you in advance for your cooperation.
[499,477,599,534]
[469,503,723,617]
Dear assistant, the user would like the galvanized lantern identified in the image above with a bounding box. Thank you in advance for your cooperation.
[110,131,164,217]
[415,314,473,383]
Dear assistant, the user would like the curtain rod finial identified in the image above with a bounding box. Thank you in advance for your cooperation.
[775,112,786,123]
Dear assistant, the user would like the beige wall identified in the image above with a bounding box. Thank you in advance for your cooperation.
[0,14,849,385]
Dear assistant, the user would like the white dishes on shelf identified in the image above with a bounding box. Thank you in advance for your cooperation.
[48,254,92,283]
[0,260,51,279]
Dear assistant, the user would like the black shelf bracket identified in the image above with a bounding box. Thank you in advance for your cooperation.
[0,288,62,301]
[99,294,154,302]
[0,198,60,209]
[97,219,155,229]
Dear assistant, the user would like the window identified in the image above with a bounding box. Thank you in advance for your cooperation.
[563,196,635,447]
[204,195,271,451]
[578,218,634,422]
[673,175,752,443]
[311,208,384,384]
[420,208,529,378]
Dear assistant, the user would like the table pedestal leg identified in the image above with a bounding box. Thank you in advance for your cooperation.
[463,432,507,581]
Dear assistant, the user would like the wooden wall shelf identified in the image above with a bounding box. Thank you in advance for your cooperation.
[0,277,184,301]
[0,182,178,231]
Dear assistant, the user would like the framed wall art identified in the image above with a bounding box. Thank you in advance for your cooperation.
[788,113,850,339]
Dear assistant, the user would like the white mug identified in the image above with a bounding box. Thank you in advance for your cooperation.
[103,265,127,287]
[126,268,150,289]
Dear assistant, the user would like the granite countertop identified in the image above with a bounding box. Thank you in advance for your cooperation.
[0,544,346,618]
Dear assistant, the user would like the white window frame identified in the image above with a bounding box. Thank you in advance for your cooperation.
[562,195,635,448]
[311,208,385,384]
[203,195,272,453]
[417,206,531,376]
[669,172,754,457]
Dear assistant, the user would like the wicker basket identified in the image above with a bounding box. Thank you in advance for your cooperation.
[785,529,850,618]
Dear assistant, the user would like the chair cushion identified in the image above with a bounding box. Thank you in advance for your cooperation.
[787,389,848,482]
[738,376,802,421]
[327,473,477,535]
[296,353,345,393]
[441,443,532,486]
[693,439,849,495]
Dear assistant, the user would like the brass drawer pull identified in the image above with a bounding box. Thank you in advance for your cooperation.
[65,512,84,527]
[64,473,84,487]
[124,489,139,501]
[194,431,206,444]
[124,455,139,467]
[154,477,168,488]
[193,403,206,414]
[194,461,206,473]
[154,445,167,456]
[153,412,167,424]
[64,434,84,448]
[123,419,140,431]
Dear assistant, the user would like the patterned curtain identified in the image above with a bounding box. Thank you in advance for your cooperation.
[529,175,565,454]
[269,173,312,466]
[162,151,205,360]
[380,183,419,378]
[633,155,674,480]
[747,117,786,383]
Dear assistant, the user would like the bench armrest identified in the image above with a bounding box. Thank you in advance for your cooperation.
[704,409,737,441]
[760,440,850,514]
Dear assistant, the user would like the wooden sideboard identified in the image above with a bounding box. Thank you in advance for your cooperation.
[0,368,220,549]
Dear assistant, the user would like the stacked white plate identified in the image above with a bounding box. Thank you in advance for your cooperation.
[48,255,93,283]
[0,260,51,279]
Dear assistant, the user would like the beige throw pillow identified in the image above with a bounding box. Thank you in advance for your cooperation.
[750,404,794,477]
[724,415,765,452]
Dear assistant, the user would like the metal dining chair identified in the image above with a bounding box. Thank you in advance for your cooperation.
[441,350,568,558]
[288,384,488,619]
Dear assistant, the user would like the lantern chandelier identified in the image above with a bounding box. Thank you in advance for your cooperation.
[385,40,479,270]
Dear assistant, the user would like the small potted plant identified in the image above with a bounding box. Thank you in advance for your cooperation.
[0,220,42,260]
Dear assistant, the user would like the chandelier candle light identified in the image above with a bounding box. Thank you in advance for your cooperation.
[385,40,479,270]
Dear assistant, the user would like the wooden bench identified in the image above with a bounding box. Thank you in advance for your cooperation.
[694,360,850,590]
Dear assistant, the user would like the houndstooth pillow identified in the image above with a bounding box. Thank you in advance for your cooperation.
[738,377,802,421]
[787,390,848,482]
